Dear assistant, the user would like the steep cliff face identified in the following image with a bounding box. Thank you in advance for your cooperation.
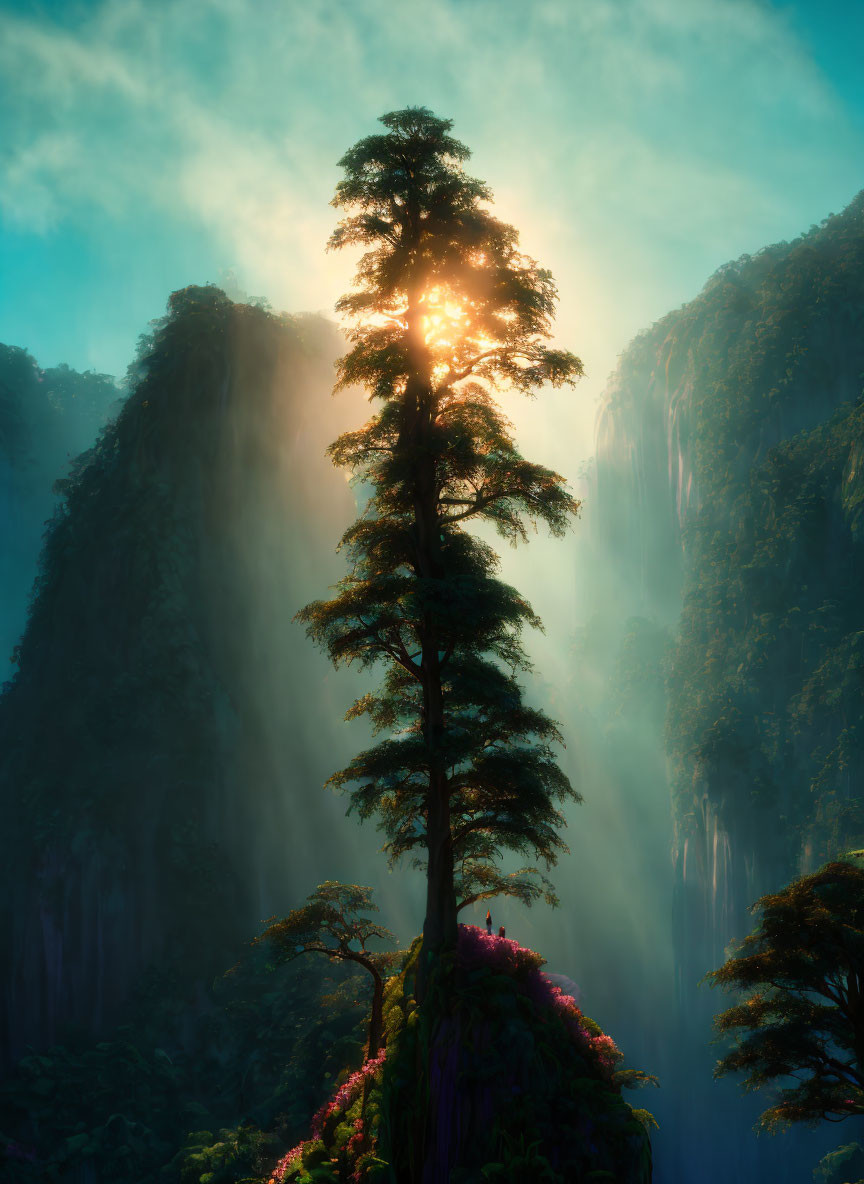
[589,195,864,1182]
[0,347,118,671]
[0,287,363,1068]
[594,193,864,974]
[670,398,864,947]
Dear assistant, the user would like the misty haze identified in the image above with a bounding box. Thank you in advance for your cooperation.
[2,3,864,1183]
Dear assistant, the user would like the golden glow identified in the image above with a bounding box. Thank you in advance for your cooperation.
[361,307,406,331]
[416,283,504,391]
[421,286,468,347]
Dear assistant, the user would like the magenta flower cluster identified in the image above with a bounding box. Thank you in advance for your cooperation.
[457,923,545,976]
[457,925,621,1074]
[546,984,620,1070]
[269,1049,387,1183]
[270,1140,305,1183]
[347,1116,366,1183]
[310,1047,387,1138]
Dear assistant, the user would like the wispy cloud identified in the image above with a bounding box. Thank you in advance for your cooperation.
[0,0,860,389]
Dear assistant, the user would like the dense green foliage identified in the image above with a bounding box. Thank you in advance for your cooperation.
[0,946,371,1183]
[300,107,582,971]
[670,394,864,874]
[707,856,864,1132]
[597,194,864,982]
[259,883,400,1058]
[665,197,864,871]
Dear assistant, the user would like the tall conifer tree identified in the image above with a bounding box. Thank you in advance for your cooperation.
[299,107,582,985]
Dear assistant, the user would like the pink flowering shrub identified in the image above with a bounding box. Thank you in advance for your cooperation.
[346,1116,366,1183]
[457,925,621,1076]
[269,1048,387,1182]
[541,983,621,1071]
[457,923,545,977]
[310,1047,387,1138]
[266,929,651,1184]
[269,1139,306,1183]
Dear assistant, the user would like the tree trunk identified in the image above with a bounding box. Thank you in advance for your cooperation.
[402,365,458,996]
[403,356,459,1183]
[422,772,457,955]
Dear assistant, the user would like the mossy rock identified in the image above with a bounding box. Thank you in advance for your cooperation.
[274,930,653,1184]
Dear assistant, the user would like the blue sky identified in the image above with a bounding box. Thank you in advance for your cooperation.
[1,0,862,472]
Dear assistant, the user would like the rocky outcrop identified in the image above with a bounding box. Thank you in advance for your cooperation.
[0,288,362,1068]
[275,928,653,1183]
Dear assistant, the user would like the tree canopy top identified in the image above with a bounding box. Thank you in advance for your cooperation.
[329,106,583,400]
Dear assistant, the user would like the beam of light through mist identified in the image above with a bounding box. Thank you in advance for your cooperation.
[1,3,863,1180]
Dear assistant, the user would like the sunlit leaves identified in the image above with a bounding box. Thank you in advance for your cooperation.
[707,857,864,1131]
[454,857,559,913]
[301,107,582,924]
[258,881,396,967]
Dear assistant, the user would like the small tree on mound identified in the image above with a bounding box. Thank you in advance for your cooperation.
[258,881,398,1058]
[298,106,582,992]
[706,855,864,1131]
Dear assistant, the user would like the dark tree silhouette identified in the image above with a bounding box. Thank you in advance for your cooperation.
[298,107,582,988]
[707,855,864,1131]
[258,881,398,1059]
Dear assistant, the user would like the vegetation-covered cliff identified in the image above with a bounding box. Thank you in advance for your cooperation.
[595,191,864,967]
[0,346,118,669]
[590,192,864,1180]
[274,927,653,1184]
[0,286,365,1069]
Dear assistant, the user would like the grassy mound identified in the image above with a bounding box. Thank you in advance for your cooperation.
[273,926,654,1183]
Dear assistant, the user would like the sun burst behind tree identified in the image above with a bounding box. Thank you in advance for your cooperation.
[298,106,583,993]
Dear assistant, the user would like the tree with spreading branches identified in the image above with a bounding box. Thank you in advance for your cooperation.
[454,842,558,915]
[706,855,864,1132]
[257,881,398,1059]
[298,106,582,990]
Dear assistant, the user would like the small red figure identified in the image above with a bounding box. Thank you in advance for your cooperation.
[498,925,506,938]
